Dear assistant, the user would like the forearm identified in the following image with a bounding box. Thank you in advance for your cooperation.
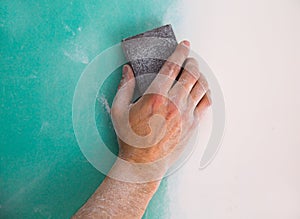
[72,162,161,218]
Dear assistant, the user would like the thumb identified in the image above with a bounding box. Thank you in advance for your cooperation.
[115,64,136,107]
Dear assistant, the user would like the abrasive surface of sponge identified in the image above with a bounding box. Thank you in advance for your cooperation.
[122,24,178,94]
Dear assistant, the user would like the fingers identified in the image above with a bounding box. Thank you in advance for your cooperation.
[112,65,136,114]
[169,57,200,100]
[147,41,190,94]
[194,92,211,120]
[117,65,134,90]
[188,69,209,107]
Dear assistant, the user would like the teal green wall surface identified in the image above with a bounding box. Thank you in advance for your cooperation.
[0,0,177,218]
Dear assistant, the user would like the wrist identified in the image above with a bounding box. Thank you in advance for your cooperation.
[108,157,165,186]
[118,141,175,164]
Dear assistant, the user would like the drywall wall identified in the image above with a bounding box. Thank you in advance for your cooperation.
[0,1,178,218]
[167,0,300,218]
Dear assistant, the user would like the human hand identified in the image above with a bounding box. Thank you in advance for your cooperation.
[73,41,212,219]
[111,41,211,165]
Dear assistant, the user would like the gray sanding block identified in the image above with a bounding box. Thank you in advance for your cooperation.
[122,24,178,95]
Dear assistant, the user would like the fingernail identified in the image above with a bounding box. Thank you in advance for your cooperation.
[182,40,190,47]
[123,65,128,74]
[122,65,129,81]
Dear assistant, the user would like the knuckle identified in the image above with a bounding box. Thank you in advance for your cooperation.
[186,57,198,66]
[162,61,181,75]
[198,73,209,90]
[166,102,179,120]
[150,94,164,107]
[185,58,200,78]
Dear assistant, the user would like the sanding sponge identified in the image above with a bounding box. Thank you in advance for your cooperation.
[122,24,178,95]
